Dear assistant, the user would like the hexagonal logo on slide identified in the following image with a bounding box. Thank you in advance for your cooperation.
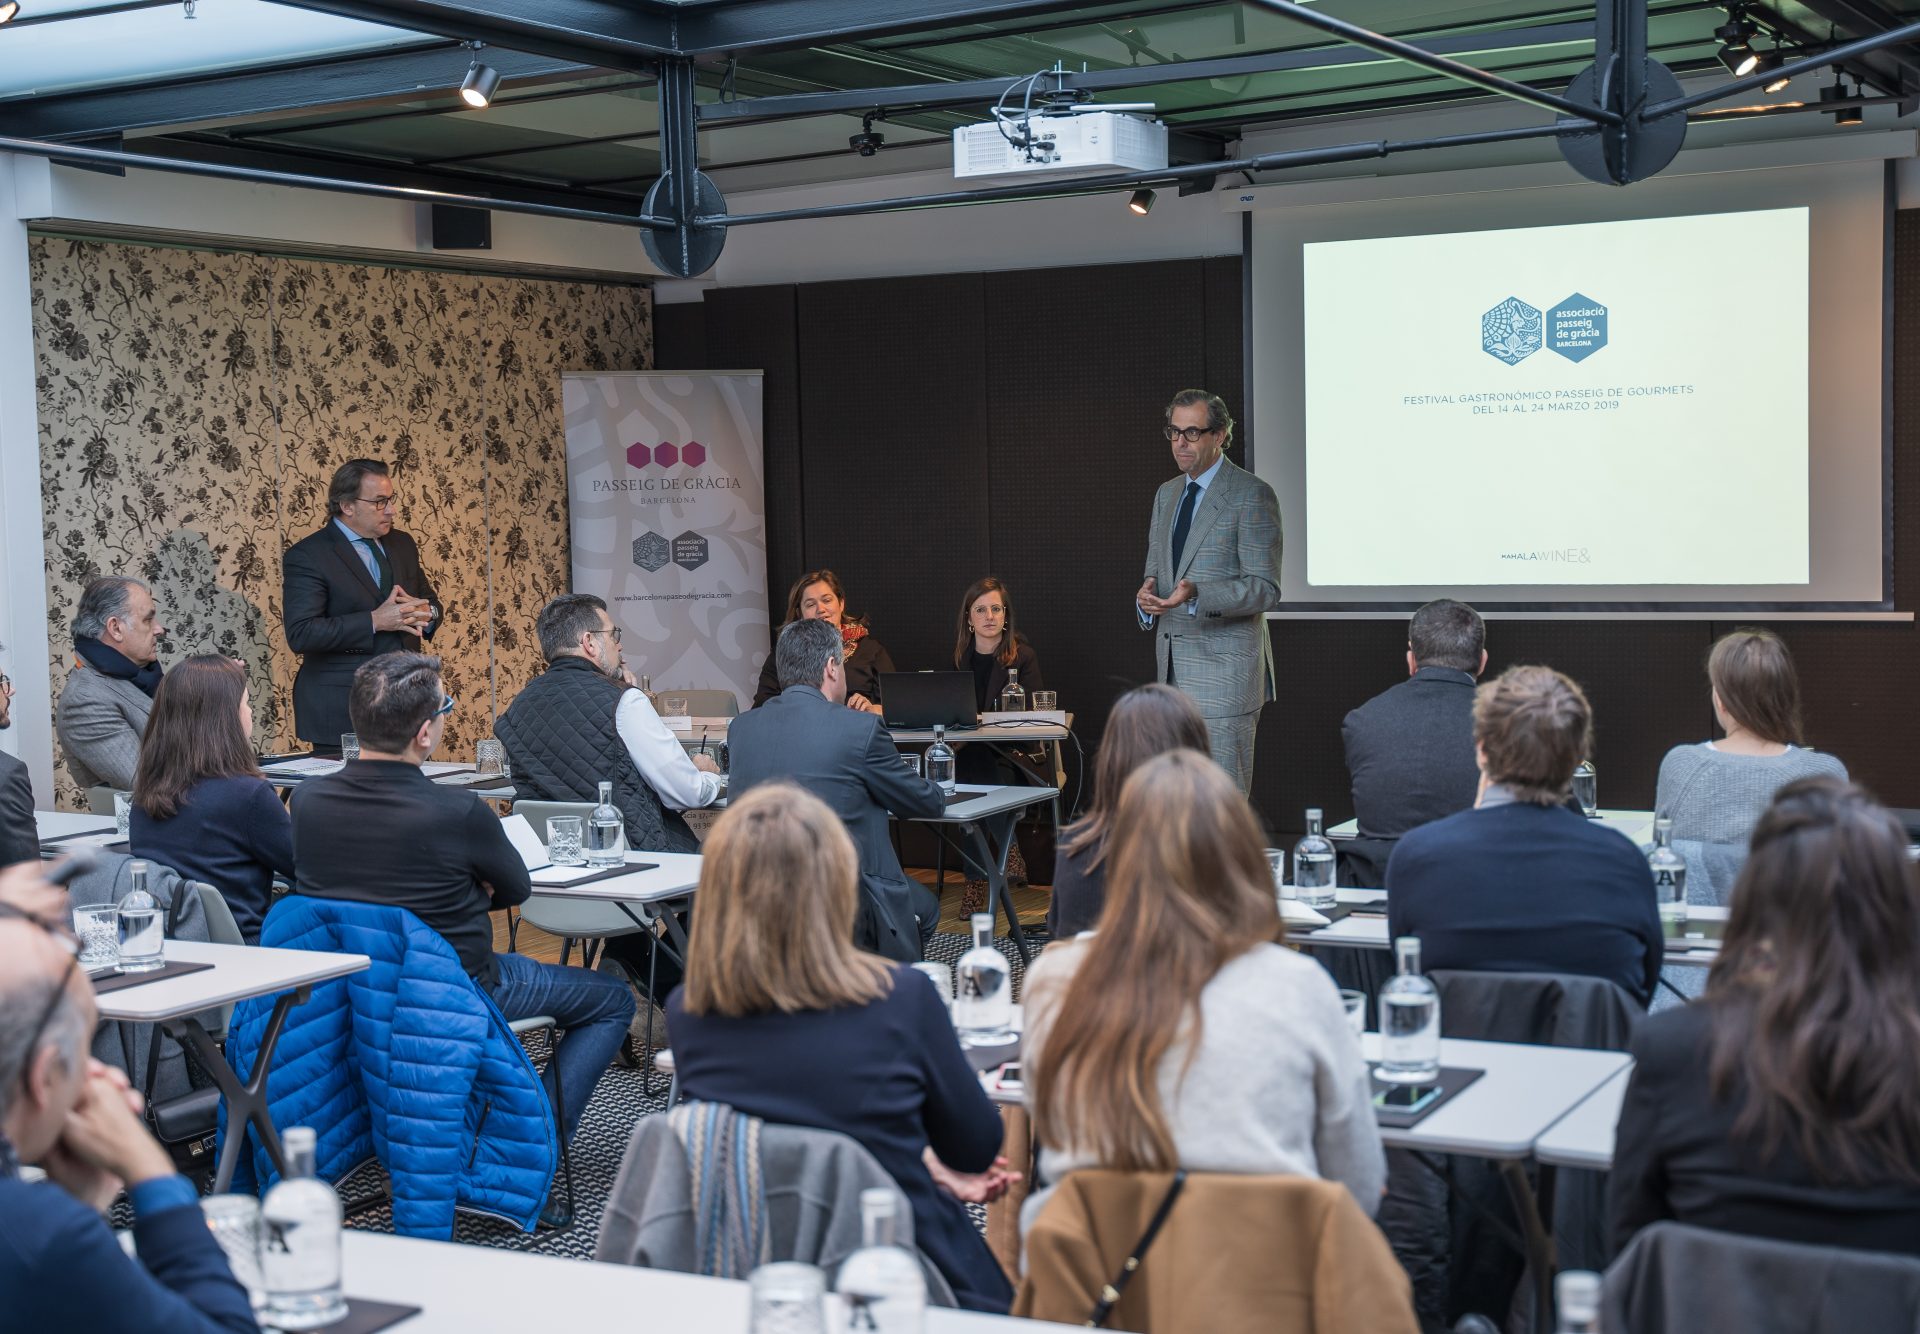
[1482,297,1543,366]
[672,531,710,571]
[631,532,670,573]
[1548,293,1608,363]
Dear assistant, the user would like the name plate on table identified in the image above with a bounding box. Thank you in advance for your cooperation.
[1664,917,1725,951]
[529,862,658,889]
[659,715,694,733]
[89,959,215,994]
[977,710,1067,726]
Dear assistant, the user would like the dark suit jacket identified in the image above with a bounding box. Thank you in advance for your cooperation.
[0,750,37,867]
[727,684,944,961]
[282,523,441,745]
[1343,665,1480,852]
[753,632,893,708]
[1608,1000,1920,1261]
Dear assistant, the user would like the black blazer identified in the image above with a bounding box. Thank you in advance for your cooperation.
[282,523,441,745]
[727,683,944,961]
[753,630,893,708]
[0,751,37,868]
[1343,665,1480,840]
[963,638,1044,713]
[1609,999,1920,1260]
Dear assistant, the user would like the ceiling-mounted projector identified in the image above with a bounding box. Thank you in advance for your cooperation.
[954,110,1168,180]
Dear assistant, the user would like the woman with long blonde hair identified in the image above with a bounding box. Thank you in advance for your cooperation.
[665,782,1019,1312]
[1023,750,1383,1214]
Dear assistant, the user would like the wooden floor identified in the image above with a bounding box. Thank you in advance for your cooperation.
[492,871,1052,964]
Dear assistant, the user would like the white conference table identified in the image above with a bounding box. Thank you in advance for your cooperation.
[94,938,369,1193]
[1329,809,1656,847]
[1534,1065,1631,1171]
[37,808,117,845]
[913,785,1058,965]
[340,1232,1079,1331]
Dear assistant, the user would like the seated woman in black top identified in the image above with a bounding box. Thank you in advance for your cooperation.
[664,783,1020,1312]
[129,656,293,944]
[951,577,1045,915]
[752,570,893,713]
[1047,685,1209,940]
[1609,777,1920,1259]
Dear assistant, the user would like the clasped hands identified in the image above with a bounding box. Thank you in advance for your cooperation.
[373,585,434,634]
[1136,577,1196,617]
[924,1146,1023,1205]
[40,1059,176,1212]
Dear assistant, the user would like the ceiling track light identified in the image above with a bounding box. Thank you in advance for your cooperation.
[1715,6,1760,76]
[1128,187,1155,216]
[0,2,20,23]
[460,42,500,109]
[1751,48,1791,94]
[1821,77,1865,125]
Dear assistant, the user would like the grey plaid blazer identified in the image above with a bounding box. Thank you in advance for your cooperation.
[55,661,153,791]
[1140,457,1283,718]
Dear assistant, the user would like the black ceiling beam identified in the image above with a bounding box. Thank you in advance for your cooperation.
[696,20,1596,124]
[1790,0,1920,93]
[1646,15,1920,114]
[260,0,673,69]
[2,0,177,28]
[6,42,591,141]
[671,0,1108,57]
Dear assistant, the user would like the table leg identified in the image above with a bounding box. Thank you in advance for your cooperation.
[181,984,312,1193]
[950,815,1029,965]
[1498,1158,1557,1334]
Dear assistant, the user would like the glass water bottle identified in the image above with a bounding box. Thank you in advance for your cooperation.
[1554,1270,1602,1334]
[1648,816,1688,931]
[998,668,1026,714]
[116,860,165,973]
[1378,936,1441,1084]
[1292,809,1337,910]
[925,725,956,794]
[261,1126,347,1330]
[587,780,625,867]
[834,1188,927,1333]
[953,913,1015,1046]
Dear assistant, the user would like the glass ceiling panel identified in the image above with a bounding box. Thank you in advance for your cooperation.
[0,0,434,100]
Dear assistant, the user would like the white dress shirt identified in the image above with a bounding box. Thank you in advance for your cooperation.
[613,689,723,811]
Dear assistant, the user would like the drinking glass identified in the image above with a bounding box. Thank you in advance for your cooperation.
[910,960,953,1002]
[201,1195,265,1311]
[113,791,131,839]
[748,1262,826,1334]
[340,733,360,762]
[1031,690,1058,711]
[1265,848,1294,901]
[899,752,922,779]
[476,739,505,777]
[547,816,585,866]
[73,904,119,969]
[661,695,690,718]
[1339,989,1368,1037]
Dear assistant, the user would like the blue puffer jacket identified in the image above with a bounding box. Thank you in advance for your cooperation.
[221,896,556,1237]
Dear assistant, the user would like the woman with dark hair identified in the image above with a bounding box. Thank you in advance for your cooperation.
[1046,684,1210,939]
[1654,629,1846,902]
[950,577,1046,916]
[129,656,293,943]
[1609,777,1920,1257]
[1023,750,1383,1223]
[751,569,894,712]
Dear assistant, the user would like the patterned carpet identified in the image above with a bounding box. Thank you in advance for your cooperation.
[335,926,1038,1261]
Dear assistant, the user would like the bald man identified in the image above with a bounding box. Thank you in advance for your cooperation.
[0,899,255,1332]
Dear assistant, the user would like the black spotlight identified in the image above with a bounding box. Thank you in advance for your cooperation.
[1752,49,1791,94]
[1128,188,1156,216]
[1821,78,1864,125]
[849,111,886,157]
[1715,12,1759,76]
[0,2,20,22]
[460,43,499,109]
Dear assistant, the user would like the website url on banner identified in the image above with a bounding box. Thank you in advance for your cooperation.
[614,592,735,602]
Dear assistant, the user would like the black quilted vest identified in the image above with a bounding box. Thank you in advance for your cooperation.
[494,656,698,854]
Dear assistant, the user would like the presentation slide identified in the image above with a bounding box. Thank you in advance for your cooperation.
[1303,209,1809,588]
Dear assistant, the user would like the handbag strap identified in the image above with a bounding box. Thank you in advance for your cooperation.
[1086,1171,1187,1329]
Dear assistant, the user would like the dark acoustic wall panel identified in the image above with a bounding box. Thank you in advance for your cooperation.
[651,302,706,369]
[704,285,805,602]
[1203,254,1250,467]
[795,275,992,675]
[982,260,1215,780]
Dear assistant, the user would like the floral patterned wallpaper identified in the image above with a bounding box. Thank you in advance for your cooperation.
[31,237,651,808]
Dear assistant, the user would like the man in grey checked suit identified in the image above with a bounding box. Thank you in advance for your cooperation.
[1136,390,1283,792]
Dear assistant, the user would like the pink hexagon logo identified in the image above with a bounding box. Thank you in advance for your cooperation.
[682,441,707,468]
[625,442,651,469]
[655,441,680,467]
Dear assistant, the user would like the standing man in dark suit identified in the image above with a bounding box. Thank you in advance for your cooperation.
[1136,390,1283,793]
[0,647,37,867]
[1340,599,1487,886]
[282,460,440,753]
[727,617,946,962]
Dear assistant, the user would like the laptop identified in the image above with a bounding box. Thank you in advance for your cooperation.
[879,672,979,730]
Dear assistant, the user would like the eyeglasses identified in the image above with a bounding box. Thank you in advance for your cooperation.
[433,693,455,718]
[355,495,398,512]
[0,675,12,689]
[1163,426,1216,444]
[593,627,623,645]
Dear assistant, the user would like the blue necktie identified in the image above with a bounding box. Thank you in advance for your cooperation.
[362,538,392,594]
[1170,480,1200,574]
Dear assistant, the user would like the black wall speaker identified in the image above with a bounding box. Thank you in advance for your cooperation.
[430,204,492,251]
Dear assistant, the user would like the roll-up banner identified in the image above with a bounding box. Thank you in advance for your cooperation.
[561,371,768,710]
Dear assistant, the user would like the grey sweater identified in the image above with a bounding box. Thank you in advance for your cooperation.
[1021,940,1385,1220]
[1654,742,1848,904]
